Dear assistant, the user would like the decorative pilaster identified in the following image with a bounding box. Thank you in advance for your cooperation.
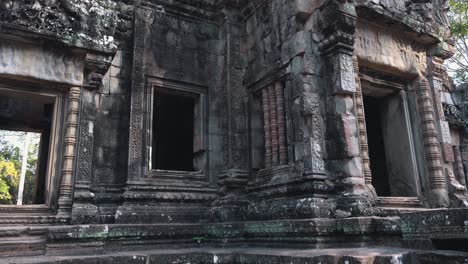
[427,51,467,206]
[275,81,288,166]
[416,77,449,207]
[262,88,272,168]
[353,57,373,187]
[56,86,81,223]
[268,85,279,167]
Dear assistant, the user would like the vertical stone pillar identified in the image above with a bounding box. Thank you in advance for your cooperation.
[268,85,279,167]
[353,58,372,186]
[262,88,272,168]
[325,52,366,196]
[275,81,288,166]
[57,86,81,222]
[416,77,449,207]
[318,0,373,215]
[454,146,466,186]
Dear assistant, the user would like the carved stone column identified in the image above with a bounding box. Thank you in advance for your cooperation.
[57,86,81,222]
[268,85,279,167]
[262,88,272,168]
[416,77,449,207]
[428,54,468,206]
[353,57,374,190]
[275,81,288,166]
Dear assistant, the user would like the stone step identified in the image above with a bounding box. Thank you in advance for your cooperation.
[0,226,48,257]
[2,247,468,264]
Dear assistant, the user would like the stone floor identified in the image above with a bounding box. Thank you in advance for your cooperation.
[3,247,468,264]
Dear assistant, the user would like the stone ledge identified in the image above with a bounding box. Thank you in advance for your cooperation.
[3,246,468,264]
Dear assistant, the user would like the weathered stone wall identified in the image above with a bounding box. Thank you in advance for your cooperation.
[2,0,468,260]
[242,0,326,177]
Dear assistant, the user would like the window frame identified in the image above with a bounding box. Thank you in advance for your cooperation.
[144,77,207,178]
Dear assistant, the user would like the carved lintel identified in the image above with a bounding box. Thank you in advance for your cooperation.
[83,52,114,90]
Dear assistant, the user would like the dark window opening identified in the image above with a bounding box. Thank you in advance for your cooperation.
[432,239,468,252]
[364,96,391,196]
[152,91,195,171]
[0,92,53,205]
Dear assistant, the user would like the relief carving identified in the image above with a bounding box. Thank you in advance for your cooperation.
[0,0,78,36]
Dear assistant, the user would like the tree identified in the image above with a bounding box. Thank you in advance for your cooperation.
[446,0,468,84]
[0,131,40,204]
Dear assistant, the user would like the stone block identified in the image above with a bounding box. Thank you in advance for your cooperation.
[440,121,452,143]
[291,52,320,76]
[330,53,356,94]
[292,74,321,98]
[281,31,312,64]
[294,0,320,22]
[304,10,320,32]
[327,114,360,158]
[340,157,364,179]
[334,95,354,114]
[442,143,455,162]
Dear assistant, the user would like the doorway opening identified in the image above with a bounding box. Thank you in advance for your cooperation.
[0,92,54,205]
[362,91,419,197]
[364,96,390,196]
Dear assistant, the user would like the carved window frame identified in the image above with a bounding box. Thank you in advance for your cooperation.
[142,77,208,179]
[0,82,66,219]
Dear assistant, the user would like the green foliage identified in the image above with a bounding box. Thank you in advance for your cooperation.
[0,131,40,204]
[447,0,468,84]
[449,0,468,37]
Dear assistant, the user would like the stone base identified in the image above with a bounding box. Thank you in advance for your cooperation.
[0,226,47,257]
[246,197,336,220]
[115,204,213,223]
[115,180,218,223]
[401,208,468,250]
[4,246,468,264]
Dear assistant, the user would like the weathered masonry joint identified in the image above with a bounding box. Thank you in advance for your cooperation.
[1,0,468,263]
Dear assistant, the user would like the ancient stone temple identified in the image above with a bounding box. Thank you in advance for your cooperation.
[1,0,468,263]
